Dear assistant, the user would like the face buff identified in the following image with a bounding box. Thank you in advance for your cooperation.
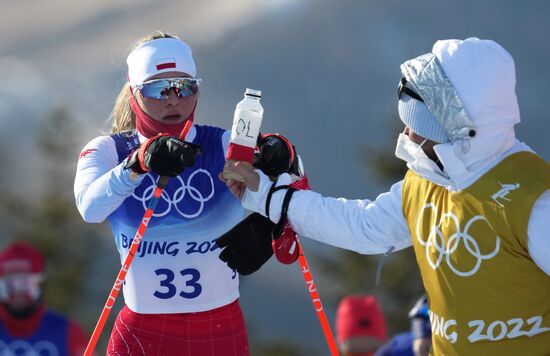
[129,88,195,138]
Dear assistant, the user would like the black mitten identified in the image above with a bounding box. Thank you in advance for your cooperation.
[216,213,274,275]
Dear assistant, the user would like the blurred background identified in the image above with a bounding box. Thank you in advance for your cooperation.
[1,0,549,354]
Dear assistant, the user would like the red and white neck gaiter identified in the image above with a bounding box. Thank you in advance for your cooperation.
[129,89,195,138]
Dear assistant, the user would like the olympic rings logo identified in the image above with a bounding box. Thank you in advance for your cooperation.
[133,169,215,218]
[0,339,59,355]
[416,203,500,277]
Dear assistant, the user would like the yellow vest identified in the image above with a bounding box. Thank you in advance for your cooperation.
[402,152,550,355]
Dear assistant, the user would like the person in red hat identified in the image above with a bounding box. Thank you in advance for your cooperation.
[336,295,388,356]
[0,241,89,355]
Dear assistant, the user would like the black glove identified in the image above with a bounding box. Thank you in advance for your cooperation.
[253,134,299,176]
[216,213,274,275]
[125,134,202,177]
[216,134,301,274]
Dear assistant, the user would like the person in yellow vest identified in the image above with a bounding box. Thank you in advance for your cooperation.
[219,37,550,355]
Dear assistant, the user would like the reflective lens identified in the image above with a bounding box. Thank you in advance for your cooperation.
[137,78,202,100]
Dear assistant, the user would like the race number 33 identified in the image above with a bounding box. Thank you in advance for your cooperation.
[154,268,202,299]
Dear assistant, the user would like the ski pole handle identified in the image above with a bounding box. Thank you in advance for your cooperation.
[84,120,193,356]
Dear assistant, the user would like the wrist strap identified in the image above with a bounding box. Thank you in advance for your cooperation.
[272,187,297,239]
[265,179,289,219]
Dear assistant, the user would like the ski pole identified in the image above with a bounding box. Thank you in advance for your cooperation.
[296,238,340,356]
[84,120,194,356]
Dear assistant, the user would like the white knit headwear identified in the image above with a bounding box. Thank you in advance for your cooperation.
[127,38,196,86]
[399,94,450,143]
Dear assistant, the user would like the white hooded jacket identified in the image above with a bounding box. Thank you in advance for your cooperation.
[241,38,550,276]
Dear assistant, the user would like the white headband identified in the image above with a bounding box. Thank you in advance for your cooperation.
[127,38,196,86]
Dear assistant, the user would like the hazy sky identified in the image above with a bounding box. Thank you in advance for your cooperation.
[2,0,549,199]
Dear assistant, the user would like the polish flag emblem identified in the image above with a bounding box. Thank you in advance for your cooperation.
[156,58,176,70]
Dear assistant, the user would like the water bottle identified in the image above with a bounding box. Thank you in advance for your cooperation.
[223,88,264,181]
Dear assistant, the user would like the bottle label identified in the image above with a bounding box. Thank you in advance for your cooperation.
[229,108,262,148]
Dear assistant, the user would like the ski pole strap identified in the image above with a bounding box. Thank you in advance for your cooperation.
[265,180,290,219]
[272,187,297,239]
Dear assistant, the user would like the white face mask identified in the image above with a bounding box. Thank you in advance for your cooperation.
[395,133,429,164]
[394,133,448,179]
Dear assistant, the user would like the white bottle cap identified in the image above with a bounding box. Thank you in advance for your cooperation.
[245,88,262,98]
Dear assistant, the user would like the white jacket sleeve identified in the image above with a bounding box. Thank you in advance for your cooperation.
[242,171,412,254]
[74,136,145,223]
[528,190,550,276]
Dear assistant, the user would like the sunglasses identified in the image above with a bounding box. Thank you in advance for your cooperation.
[133,77,202,100]
[397,77,424,102]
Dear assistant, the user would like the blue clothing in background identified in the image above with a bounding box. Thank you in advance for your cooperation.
[375,332,414,356]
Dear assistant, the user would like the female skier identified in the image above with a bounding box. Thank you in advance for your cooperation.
[75,31,250,355]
